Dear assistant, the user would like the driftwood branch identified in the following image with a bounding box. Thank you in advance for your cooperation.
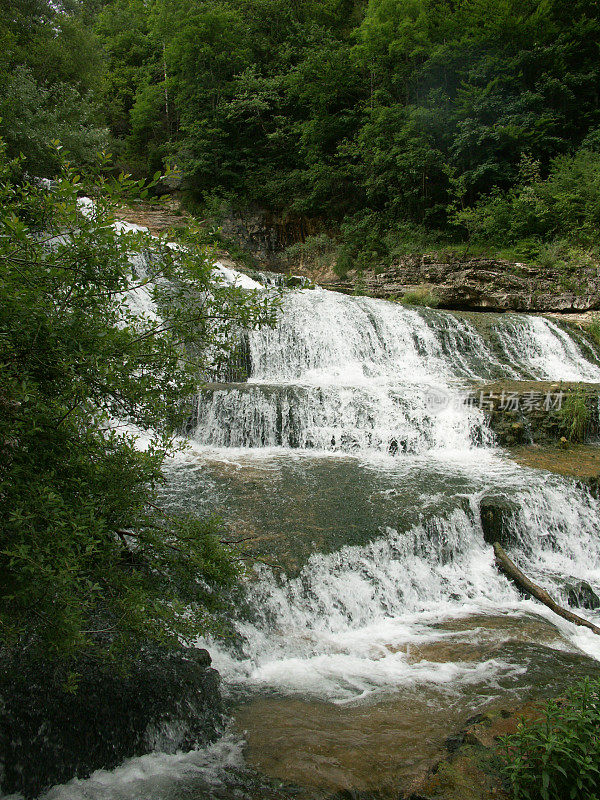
[493,542,600,636]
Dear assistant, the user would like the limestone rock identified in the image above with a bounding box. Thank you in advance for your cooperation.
[479,495,520,548]
[0,646,223,798]
[327,256,600,313]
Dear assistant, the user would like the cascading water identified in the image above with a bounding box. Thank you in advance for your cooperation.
[492,313,600,381]
[194,287,600,454]
[40,269,600,799]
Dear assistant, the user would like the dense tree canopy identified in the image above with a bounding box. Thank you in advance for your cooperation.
[5,0,600,269]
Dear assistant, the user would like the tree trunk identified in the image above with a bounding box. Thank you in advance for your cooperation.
[493,542,600,635]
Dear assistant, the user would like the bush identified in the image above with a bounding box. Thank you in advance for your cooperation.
[453,148,600,258]
[401,285,440,308]
[383,222,453,259]
[284,233,336,270]
[501,677,600,800]
[558,390,590,442]
[588,316,600,350]
[0,142,276,663]
[335,211,389,277]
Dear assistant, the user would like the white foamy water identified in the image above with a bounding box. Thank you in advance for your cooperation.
[37,734,245,800]
[201,474,600,703]
[188,286,600,701]
[247,290,495,385]
[193,287,600,454]
[493,314,600,381]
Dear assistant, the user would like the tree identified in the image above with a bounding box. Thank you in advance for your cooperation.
[31,0,600,268]
[0,143,276,663]
[0,0,106,175]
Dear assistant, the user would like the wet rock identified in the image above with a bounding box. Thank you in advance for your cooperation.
[566,579,600,610]
[468,380,600,447]
[579,475,600,498]
[219,210,319,267]
[403,704,547,800]
[479,495,520,548]
[0,645,223,798]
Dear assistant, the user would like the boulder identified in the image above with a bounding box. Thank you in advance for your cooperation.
[566,579,600,610]
[0,645,223,798]
[479,495,520,548]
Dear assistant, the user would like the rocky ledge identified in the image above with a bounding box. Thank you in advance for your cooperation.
[117,204,600,314]
[325,255,600,313]
[0,645,223,798]
[116,199,191,235]
[468,380,600,446]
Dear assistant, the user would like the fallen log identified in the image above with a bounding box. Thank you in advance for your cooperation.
[493,542,600,636]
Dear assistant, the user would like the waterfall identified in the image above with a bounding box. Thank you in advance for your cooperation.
[492,314,600,381]
[195,470,600,702]
[192,287,600,454]
[186,286,600,701]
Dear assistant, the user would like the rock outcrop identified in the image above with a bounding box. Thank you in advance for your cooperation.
[115,203,600,314]
[327,255,600,313]
[479,495,520,548]
[219,212,319,266]
[469,380,600,446]
[0,646,223,798]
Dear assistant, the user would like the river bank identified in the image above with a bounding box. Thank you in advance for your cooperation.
[115,198,600,315]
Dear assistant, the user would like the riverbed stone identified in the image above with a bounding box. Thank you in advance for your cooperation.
[0,645,223,798]
[479,495,520,548]
[565,579,600,610]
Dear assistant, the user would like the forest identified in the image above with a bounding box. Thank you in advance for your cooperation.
[3,0,600,273]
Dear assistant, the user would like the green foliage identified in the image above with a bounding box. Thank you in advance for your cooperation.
[0,141,276,662]
[501,677,600,800]
[0,67,108,177]
[6,0,600,265]
[284,234,337,271]
[454,149,600,256]
[0,0,105,175]
[558,390,590,443]
[400,285,440,307]
[588,317,600,350]
[383,223,454,260]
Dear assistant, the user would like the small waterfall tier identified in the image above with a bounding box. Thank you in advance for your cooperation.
[192,287,600,454]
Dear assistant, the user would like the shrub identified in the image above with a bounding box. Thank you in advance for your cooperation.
[284,234,336,270]
[401,285,440,308]
[0,142,276,662]
[587,316,600,350]
[558,390,590,442]
[453,148,600,256]
[501,677,600,800]
[383,222,453,259]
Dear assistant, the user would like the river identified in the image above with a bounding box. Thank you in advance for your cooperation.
[40,272,600,799]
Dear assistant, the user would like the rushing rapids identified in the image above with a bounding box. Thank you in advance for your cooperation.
[37,274,600,799]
